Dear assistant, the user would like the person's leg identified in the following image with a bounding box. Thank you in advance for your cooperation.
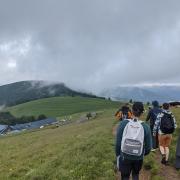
[164,135,172,165]
[165,147,169,161]
[118,158,132,180]
[159,135,165,154]
[150,126,156,150]
[132,160,143,180]
[121,175,130,180]
[156,132,159,149]
[159,135,166,164]
[159,146,165,154]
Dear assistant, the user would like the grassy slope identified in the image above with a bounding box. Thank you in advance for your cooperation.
[2,98,180,180]
[0,109,117,180]
[7,96,120,118]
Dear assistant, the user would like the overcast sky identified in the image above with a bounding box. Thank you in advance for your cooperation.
[0,0,180,93]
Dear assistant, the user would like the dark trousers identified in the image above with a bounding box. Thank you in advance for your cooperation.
[118,157,143,180]
[150,125,159,149]
[175,133,180,169]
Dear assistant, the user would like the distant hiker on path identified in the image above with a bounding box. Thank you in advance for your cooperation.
[116,102,152,180]
[115,103,132,121]
[153,103,177,166]
[146,100,162,151]
[113,104,133,136]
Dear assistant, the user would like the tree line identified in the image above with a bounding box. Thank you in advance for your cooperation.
[0,112,47,125]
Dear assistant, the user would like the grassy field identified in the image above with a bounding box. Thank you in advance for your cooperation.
[0,108,117,180]
[1,98,180,180]
[7,96,120,118]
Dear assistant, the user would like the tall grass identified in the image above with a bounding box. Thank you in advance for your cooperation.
[1,101,180,180]
[0,109,117,179]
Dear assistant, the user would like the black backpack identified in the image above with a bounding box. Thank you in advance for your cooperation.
[160,113,175,134]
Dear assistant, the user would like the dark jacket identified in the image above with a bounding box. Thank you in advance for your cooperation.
[116,120,152,160]
[146,107,162,128]
[176,133,180,156]
[175,133,180,169]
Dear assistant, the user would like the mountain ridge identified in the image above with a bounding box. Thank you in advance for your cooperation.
[100,86,180,102]
[0,80,100,106]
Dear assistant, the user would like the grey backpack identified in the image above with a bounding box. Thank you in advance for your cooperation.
[121,119,144,156]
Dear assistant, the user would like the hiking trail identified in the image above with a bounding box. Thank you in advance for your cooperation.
[154,151,180,180]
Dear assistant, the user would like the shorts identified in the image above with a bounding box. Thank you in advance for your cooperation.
[158,134,172,147]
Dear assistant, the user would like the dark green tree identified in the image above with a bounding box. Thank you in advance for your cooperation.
[38,114,47,120]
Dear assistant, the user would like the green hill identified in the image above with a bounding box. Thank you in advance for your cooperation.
[0,81,101,106]
[7,96,120,118]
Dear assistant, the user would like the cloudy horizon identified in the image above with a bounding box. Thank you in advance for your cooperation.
[0,0,180,93]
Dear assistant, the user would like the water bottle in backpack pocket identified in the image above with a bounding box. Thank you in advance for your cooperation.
[121,120,144,156]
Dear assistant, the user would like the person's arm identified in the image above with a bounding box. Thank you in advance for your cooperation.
[146,110,151,122]
[144,124,152,155]
[115,121,126,156]
[153,114,161,135]
[172,113,177,129]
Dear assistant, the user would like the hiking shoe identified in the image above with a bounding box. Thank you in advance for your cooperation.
[161,157,166,165]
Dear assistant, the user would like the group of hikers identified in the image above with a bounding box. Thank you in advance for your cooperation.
[114,101,178,180]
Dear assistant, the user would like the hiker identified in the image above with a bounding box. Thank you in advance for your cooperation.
[113,104,133,136]
[115,103,133,121]
[175,132,180,169]
[146,100,162,151]
[153,103,177,165]
[116,102,152,180]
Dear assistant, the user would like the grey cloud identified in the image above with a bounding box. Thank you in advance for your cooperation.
[0,0,180,93]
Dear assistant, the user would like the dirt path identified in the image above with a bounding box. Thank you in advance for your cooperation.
[155,151,180,180]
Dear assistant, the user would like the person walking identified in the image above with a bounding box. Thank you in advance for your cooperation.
[116,102,152,180]
[146,100,162,151]
[153,103,177,165]
[113,104,133,136]
[175,132,180,169]
[115,103,133,121]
